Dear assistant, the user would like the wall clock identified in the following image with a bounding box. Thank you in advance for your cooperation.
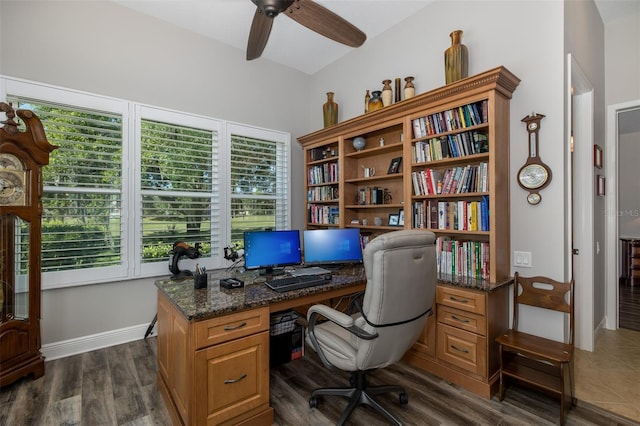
[517,113,551,205]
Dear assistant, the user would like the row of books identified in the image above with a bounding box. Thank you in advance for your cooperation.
[436,237,490,280]
[412,163,488,196]
[307,185,338,202]
[412,100,488,138]
[356,186,386,205]
[307,205,339,225]
[412,130,488,163]
[309,146,337,161]
[413,198,489,232]
[308,162,338,185]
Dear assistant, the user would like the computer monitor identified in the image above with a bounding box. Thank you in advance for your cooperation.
[303,228,363,267]
[243,230,302,275]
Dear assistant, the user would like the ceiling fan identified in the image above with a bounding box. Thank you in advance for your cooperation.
[246,0,367,60]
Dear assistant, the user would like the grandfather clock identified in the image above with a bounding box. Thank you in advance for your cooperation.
[0,102,57,387]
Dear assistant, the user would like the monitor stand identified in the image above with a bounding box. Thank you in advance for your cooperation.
[260,266,285,276]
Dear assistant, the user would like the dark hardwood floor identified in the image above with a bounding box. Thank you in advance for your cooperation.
[1,337,638,426]
[620,282,640,332]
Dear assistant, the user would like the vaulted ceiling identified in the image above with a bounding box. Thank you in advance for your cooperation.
[116,0,636,75]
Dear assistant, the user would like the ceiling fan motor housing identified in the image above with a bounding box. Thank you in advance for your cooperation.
[253,0,295,17]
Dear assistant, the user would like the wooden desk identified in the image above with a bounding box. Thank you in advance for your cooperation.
[620,238,640,286]
[155,267,366,426]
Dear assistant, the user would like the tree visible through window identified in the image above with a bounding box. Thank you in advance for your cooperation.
[140,118,217,261]
[230,132,288,246]
[9,98,123,273]
[5,78,290,288]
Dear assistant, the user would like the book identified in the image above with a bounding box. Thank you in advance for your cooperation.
[428,200,438,229]
[412,119,422,138]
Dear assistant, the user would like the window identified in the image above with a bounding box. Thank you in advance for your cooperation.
[228,123,290,247]
[3,78,290,288]
[137,106,222,277]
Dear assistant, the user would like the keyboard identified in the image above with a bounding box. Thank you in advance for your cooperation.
[265,274,332,292]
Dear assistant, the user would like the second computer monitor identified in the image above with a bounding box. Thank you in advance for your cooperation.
[303,228,363,267]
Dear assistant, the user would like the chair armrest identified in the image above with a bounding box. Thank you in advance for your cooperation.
[307,304,379,369]
[308,304,353,328]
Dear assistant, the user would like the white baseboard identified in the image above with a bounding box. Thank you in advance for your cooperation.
[41,322,157,361]
[594,315,606,347]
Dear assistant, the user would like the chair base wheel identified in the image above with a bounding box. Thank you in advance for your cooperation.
[309,396,319,408]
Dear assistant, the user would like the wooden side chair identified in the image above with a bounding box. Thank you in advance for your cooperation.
[495,273,576,425]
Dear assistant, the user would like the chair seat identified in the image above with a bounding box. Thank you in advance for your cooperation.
[496,329,573,364]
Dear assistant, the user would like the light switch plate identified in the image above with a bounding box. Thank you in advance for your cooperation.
[514,251,532,267]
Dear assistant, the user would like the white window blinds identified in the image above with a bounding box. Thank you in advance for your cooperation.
[7,96,124,274]
[139,116,219,263]
[229,127,289,246]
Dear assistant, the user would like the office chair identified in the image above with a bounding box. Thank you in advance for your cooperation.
[306,230,437,426]
[496,273,576,425]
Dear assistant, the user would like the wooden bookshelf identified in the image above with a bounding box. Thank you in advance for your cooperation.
[298,67,519,397]
[299,66,519,283]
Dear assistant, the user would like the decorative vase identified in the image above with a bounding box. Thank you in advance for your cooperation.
[323,92,338,127]
[395,78,402,103]
[353,136,366,151]
[368,90,383,112]
[364,89,370,113]
[444,30,468,84]
[404,76,415,99]
[381,80,393,107]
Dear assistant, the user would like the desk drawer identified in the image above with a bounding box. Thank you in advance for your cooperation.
[437,286,486,315]
[437,323,486,377]
[195,308,269,349]
[437,305,486,336]
[195,331,270,425]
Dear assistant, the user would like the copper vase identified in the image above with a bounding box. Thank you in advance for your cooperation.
[444,30,469,84]
[323,92,338,127]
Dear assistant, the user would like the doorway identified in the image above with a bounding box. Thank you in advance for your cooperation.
[605,102,640,331]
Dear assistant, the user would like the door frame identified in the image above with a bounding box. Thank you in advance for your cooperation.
[605,99,640,329]
[568,54,595,351]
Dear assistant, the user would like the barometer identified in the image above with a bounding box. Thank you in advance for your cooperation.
[517,113,551,205]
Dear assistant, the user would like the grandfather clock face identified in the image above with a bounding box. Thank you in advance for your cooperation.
[0,153,28,207]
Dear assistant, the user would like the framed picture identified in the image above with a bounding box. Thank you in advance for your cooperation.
[387,156,402,174]
[398,209,405,226]
[594,144,603,169]
[388,213,399,226]
[597,174,606,196]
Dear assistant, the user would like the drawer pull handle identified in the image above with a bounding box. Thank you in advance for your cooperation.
[449,296,469,304]
[451,315,470,323]
[224,321,247,331]
[451,344,470,354]
[224,373,247,384]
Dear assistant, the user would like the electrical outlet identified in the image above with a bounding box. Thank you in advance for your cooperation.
[513,251,532,267]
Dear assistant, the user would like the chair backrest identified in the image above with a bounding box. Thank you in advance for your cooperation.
[355,230,437,370]
[512,272,575,345]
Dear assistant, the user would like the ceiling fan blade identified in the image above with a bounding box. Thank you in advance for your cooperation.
[247,7,274,60]
[284,0,366,48]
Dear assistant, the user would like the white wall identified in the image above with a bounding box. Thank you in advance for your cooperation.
[0,0,312,347]
[604,5,640,106]
[311,0,568,340]
[2,0,633,353]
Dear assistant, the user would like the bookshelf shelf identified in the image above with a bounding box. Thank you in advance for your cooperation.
[344,174,403,184]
